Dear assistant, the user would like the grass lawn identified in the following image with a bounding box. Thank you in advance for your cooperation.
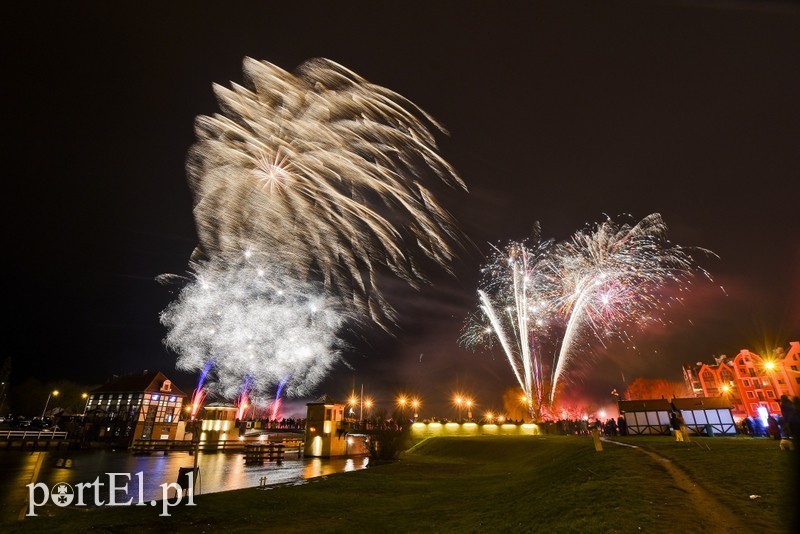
[612,435,796,532]
[7,435,795,533]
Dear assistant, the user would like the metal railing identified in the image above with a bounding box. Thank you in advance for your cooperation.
[0,430,68,440]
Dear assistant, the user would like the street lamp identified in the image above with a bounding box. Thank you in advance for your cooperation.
[465,399,473,421]
[81,393,89,417]
[42,390,59,418]
[397,395,407,419]
[411,398,420,422]
[485,411,494,423]
[454,396,464,421]
[365,399,373,425]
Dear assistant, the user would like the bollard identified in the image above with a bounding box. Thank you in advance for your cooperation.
[591,428,603,452]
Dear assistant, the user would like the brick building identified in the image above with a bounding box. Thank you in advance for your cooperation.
[683,341,800,419]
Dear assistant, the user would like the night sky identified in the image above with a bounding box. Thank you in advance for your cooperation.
[4,1,799,417]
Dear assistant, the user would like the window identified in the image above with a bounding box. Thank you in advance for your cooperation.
[792,365,798,371]
[743,379,750,387]
[746,391,755,399]
[766,391,775,398]
[778,379,785,385]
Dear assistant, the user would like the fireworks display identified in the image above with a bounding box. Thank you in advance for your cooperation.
[187,57,466,326]
[161,57,466,403]
[464,214,711,417]
[160,261,346,400]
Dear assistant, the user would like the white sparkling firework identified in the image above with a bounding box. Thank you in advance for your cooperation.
[548,213,710,404]
[462,235,557,420]
[188,57,467,327]
[464,214,711,415]
[160,262,346,399]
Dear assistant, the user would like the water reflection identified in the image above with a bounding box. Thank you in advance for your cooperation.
[303,456,368,478]
[0,450,368,521]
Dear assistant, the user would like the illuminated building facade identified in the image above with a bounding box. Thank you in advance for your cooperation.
[84,371,186,446]
[304,396,347,457]
[200,403,239,444]
[683,341,800,419]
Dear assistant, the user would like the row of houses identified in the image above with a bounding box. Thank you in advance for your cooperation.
[682,341,799,419]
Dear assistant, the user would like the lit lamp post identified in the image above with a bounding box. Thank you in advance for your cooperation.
[365,399,373,426]
[81,393,89,417]
[411,398,420,422]
[397,395,408,422]
[466,399,473,421]
[485,411,494,423]
[763,361,778,395]
[520,395,532,422]
[454,396,463,422]
[41,390,59,419]
[348,395,358,420]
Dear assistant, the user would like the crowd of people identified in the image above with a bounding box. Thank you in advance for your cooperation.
[245,394,800,445]
[738,395,800,441]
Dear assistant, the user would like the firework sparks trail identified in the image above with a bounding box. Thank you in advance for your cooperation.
[236,375,253,420]
[186,57,467,328]
[464,214,712,415]
[270,375,290,421]
[189,359,214,420]
[160,261,346,400]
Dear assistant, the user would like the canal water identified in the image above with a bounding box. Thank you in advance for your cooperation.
[0,449,368,520]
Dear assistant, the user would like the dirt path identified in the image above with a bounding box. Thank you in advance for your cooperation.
[603,439,746,533]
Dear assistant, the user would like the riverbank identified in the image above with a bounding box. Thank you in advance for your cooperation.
[9,435,795,532]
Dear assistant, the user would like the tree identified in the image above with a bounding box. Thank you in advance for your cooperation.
[625,378,688,400]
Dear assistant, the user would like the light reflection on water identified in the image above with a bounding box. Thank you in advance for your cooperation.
[0,450,368,520]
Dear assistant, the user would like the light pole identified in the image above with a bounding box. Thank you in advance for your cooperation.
[0,381,7,416]
[763,361,779,396]
[41,390,59,418]
[81,393,89,417]
[397,395,408,424]
[359,384,364,424]
[466,399,473,421]
[454,396,463,422]
[411,399,420,422]
[521,395,533,422]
